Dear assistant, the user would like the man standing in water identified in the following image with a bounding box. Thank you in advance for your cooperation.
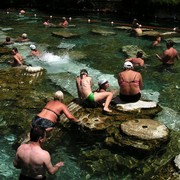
[156,40,179,68]
[13,127,64,180]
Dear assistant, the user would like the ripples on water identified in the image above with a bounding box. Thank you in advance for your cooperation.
[0,9,180,179]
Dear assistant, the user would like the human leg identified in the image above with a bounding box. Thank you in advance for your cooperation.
[94,92,113,112]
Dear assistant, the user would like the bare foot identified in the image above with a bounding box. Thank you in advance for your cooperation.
[103,108,112,113]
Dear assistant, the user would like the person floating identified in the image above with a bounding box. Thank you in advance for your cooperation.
[156,40,179,68]
[118,62,143,103]
[32,91,79,131]
[13,126,64,180]
[29,44,41,57]
[125,51,144,67]
[76,69,113,113]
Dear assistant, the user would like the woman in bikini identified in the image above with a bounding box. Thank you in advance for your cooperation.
[118,62,143,103]
[32,91,79,131]
[76,69,113,113]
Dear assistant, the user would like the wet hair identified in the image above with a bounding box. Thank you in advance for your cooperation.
[80,69,88,76]
[6,36,11,42]
[166,40,174,48]
[136,51,143,58]
[12,47,18,52]
[30,127,45,142]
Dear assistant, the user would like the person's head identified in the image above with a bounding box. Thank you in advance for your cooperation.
[156,36,161,42]
[12,47,18,54]
[136,51,143,58]
[54,91,64,102]
[6,36,11,42]
[62,17,66,20]
[30,44,36,50]
[80,69,88,76]
[98,79,109,88]
[124,61,133,70]
[30,127,46,142]
[166,40,174,48]
[21,33,27,39]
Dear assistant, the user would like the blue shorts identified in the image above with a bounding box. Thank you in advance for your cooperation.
[32,116,55,129]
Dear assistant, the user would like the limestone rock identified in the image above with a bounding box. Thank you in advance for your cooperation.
[174,154,180,169]
[91,29,116,36]
[115,99,157,111]
[52,31,80,38]
[142,30,160,37]
[25,66,43,73]
[122,45,148,58]
[120,119,169,140]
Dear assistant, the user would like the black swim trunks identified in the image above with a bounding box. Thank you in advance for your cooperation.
[19,173,46,180]
[32,116,55,129]
[120,93,141,103]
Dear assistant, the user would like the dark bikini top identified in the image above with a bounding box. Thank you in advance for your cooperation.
[43,108,60,121]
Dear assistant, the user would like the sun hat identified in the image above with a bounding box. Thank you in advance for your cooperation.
[124,61,133,69]
[22,33,27,38]
[98,79,108,87]
[30,44,36,50]
[54,91,64,101]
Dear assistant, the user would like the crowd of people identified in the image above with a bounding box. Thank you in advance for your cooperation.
[0,13,179,179]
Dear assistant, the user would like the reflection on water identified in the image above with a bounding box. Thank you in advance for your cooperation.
[0,8,180,179]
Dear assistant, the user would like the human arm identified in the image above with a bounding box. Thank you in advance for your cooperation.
[62,103,79,123]
[13,154,22,169]
[76,77,82,100]
[138,73,143,90]
[13,146,24,169]
[44,151,64,175]
[14,55,23,65]
[155,54,162,61]
[125,58,133,62]
[117,73,122,87]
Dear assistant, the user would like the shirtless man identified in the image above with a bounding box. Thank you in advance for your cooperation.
[125,51,144,67]
[13,127,64,180]
[76,69,113,112]
[118,62,143,103]
[29,44,41,57]
[10,47,24,67]
[156,40,179,66]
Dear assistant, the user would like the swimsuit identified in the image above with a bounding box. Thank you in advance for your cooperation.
[32,116,55,129]
[120,93,141,103]
[43,107,60,121]
[19,173,46,180]
[120,73,139,85]
[120,73,141,102]
[83,92,97,107]
[85,93,95,102]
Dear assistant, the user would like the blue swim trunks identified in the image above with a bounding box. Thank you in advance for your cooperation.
[32,116,55,129]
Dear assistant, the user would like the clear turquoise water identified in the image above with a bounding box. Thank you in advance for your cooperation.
[0,8,180,179]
